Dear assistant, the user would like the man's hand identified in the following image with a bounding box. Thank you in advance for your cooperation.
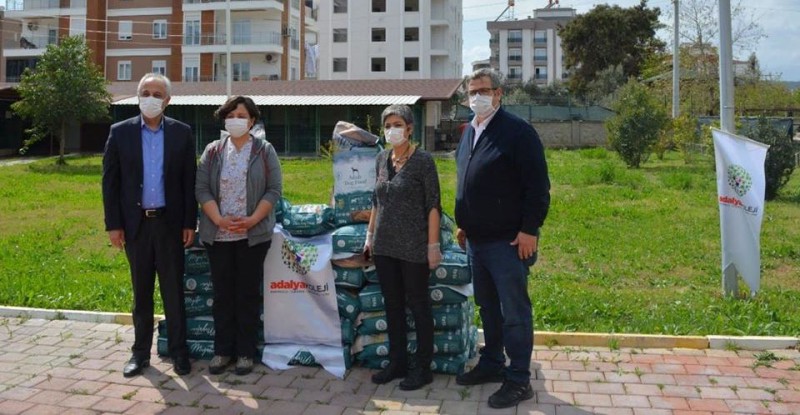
[510,231,538,260]
[182,229,195,248]
[108,230,125,250]
[456,228,467,250]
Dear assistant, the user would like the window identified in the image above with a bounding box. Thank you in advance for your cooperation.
[371,28,385,42]
[153,20,167,40]
[404,57,419,72]
[233,20,251,45]
[509,48,522,62]
[118,20,132,40]
[534,48,547,61]
[184,66,199,82]
[372,0,385,12]
[291,0,300,9]
[508,66,522,80]
[233,62,250,81]
[333,0,347,13]
[508,30,522,43]
[152,60,166,75]
[333,28,347,43]
[534,30,546,43]
[117,61,131,80]
[184,56,200,82]
[404,0,418,12]
[535,66,548,79]
[333,58,347,72]
[371,57,385,72]
[404,27,419,42]
[184,20,200,45]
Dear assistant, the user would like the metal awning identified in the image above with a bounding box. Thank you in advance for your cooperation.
[112,95,422,106]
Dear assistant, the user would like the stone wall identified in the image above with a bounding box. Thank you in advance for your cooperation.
[533,120,607,148]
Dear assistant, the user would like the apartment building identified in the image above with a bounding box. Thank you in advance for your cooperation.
[316,0,462,80]
[1,0,319,83]
[487,6,575,85]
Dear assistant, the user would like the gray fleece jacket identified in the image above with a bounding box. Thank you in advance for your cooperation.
[195,133,282,246]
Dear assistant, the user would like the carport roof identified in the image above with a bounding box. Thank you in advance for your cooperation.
[109,79,463,105]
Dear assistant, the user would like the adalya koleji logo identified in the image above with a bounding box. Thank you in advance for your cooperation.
[281,239,319,275]
[727,164,752,197]
[719,163,759,215]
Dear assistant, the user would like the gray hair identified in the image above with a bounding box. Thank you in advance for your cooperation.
[465,68,503,89]
[381,104,414,126]
[137,73,172,97]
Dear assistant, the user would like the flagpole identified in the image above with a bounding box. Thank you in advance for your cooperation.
[718,0,737,296]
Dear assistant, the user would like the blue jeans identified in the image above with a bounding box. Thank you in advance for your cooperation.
[468,239,535,384]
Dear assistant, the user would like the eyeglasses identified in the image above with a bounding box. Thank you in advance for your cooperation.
[467,88,496,97]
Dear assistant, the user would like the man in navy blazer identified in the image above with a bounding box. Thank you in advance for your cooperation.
[102,73,197,377]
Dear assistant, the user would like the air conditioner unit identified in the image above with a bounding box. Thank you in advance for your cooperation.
[27,21,39,31]
[265,54,276,63]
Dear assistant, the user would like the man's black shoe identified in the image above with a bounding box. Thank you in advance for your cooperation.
[173,355,192,376]
[488,380,534,408]
[399,367,433,391]
[122,356,149,378]
[455,366,504,385]
[371,362,407,384]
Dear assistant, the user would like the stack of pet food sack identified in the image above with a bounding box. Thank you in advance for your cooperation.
[158,243,218,359]
[352,213,477,375]
[328,121,382,370]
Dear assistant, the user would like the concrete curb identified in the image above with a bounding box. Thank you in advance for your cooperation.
[1,306,797,351]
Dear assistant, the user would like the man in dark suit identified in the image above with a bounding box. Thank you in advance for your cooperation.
[102,73,197,377]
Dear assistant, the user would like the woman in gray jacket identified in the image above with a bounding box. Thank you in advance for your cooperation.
[195,95,282,375]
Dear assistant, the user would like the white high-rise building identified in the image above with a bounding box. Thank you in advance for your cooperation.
[488,6,576,85]
[316,0,462,80]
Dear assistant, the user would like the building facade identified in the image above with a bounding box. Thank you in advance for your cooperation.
[487,6,575,85]
[315,0,462,80]
[1,0,319,83]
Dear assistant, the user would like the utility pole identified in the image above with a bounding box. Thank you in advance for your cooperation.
[672,0,680,118]
[226,0,232,97]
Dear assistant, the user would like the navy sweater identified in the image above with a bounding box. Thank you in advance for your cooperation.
[455,107,551,242]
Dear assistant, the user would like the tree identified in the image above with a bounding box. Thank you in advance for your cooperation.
[606,79,669,168]
[559,0,664,97]
[745,116,796,200]
[12,36,111,164]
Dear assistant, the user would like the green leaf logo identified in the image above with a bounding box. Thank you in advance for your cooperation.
[281,239,319,275]
[727,164,752,197]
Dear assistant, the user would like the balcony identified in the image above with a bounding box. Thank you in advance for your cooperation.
[534,56,547,63]
[507,37,522,44]
[3,32,58,57]
[182,31,283,54]
[183,0,283,12]
[508,55,522,62]
[534,37,547,44]
[4,0,59,11]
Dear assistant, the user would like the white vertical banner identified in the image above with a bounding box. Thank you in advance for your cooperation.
[712,128,769,294]
[262,226,346,378]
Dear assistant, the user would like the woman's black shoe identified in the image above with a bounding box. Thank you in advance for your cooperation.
[398,367,433,391]
[371,362,407,384]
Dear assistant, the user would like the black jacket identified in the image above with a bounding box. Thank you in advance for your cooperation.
[102,115,198,240]
[455,107,550,242]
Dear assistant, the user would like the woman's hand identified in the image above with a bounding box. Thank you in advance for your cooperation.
[363,231,374,260]
[428,242,442,270]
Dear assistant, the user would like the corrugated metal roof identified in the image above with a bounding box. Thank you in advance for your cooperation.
[113,95,421,106]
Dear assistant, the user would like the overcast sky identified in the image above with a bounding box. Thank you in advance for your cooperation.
[462,0,800,82]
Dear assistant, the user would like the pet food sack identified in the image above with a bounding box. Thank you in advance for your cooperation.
[332,264,366,288]
[429,249,471,286]
[184,272,213,294]
[332,223,369,254]
[281,204,335,236]
[184,248,210,275]
[359,283,385,312]
[331,121,381,226]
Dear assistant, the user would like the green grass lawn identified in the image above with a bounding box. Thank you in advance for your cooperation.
[1,150,799,336]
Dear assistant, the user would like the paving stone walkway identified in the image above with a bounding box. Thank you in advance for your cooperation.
[1,317,799,414]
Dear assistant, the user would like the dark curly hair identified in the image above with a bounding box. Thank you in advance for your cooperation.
[214,95,261,122]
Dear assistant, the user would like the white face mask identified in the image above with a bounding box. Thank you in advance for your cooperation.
[225,118,251,138]
[139,96,164,119]
[469,94,495,118]
[385,127,407,146]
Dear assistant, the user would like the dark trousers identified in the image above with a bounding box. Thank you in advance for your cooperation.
[205,239,270,359]
[373,255,433,369]
[124,215,187,359]
[468,239,536,384]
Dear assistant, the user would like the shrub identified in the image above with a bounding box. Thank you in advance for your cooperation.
[606,79,669,168]
[672,114,701,163]
[746,116,797,200]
